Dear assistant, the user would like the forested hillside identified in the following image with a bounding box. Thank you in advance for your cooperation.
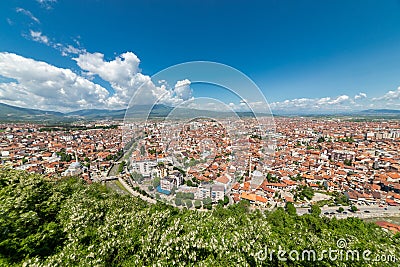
[0,169,399,266]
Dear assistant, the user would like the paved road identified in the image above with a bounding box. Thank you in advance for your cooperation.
[297,204,400,219]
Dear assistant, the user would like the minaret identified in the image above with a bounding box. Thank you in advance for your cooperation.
[249,155,252,178]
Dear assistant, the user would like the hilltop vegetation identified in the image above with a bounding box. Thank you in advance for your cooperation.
[0,169,399,266]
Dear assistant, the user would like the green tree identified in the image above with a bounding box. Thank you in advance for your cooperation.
[186,179,194,187]
[118,161,126,173]
[202,197,213,210]
[334,192,350,206]
[152,176,161,188]
[223,196,229,206]
[194,200,202,209]
[170,186,177,195]
[1,169,399,266]
[203,197,212,205]
[131,172,144,183]
[285,202,297,216]
[350,205,358,212]
[300,186,315,200]
[310,204,321,216]
[174,198,182,206]
[344,159,352,166]
[185,199,193,208]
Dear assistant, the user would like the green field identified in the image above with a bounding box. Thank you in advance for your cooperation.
[115,179,129,193]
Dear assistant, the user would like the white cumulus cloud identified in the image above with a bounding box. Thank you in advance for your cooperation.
[74,52,140,83]
[173,79,192,101]
[269,94,353,113]
[373,87,400,101]
[0,52,109,111]
[354,92,367,100]
[0,52,194,111]
[328,95,349,104]
[74,51,193,108]
[30,30,49,44]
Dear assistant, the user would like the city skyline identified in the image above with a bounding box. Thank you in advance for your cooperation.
[1,0,400,113]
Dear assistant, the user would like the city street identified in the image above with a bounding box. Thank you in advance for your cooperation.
[297,204,400,219]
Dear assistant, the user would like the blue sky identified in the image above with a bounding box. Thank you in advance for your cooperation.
[1,0,400,113]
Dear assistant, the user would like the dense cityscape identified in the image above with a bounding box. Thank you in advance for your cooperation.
[2,117,400,226]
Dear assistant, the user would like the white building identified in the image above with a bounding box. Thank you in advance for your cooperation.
[160,171,183,192]
[250,170,264,190]
[195,185,211,200]
[211,184,225,202]
[62,160,83,177]
[131,160,157,177]
[160,177,175,192]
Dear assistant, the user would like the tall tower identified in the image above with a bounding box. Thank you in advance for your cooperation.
[249,155,252,178]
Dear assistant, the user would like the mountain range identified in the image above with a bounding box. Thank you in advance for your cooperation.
[0,102,256,122]
[0,102,399,122]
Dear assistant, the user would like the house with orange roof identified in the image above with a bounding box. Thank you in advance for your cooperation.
[385,198,399,206]
[323,181,337,192]
[376,221,400,233]
[255,195,268,207]
[240,192,268,207]
[388,192,400,204]
[241,181,251,192]
[284,196,294,203]
[263,182,287,190]
[231,182,240,192]
[232,193,240,203]
[309,183,319,190]
[282,179,297,190]
[387,172,400,182]
[215,175,230,189]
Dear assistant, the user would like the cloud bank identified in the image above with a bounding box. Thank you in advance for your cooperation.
[0,52,193,111]
[0,49,398,113]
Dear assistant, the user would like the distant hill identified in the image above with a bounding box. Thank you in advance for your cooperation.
[2,101,400,122]
[0,102,267,122]
[0,102,63,122]
[65,108,127,120]
[358,109,400,115]
[0,102,174,122]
